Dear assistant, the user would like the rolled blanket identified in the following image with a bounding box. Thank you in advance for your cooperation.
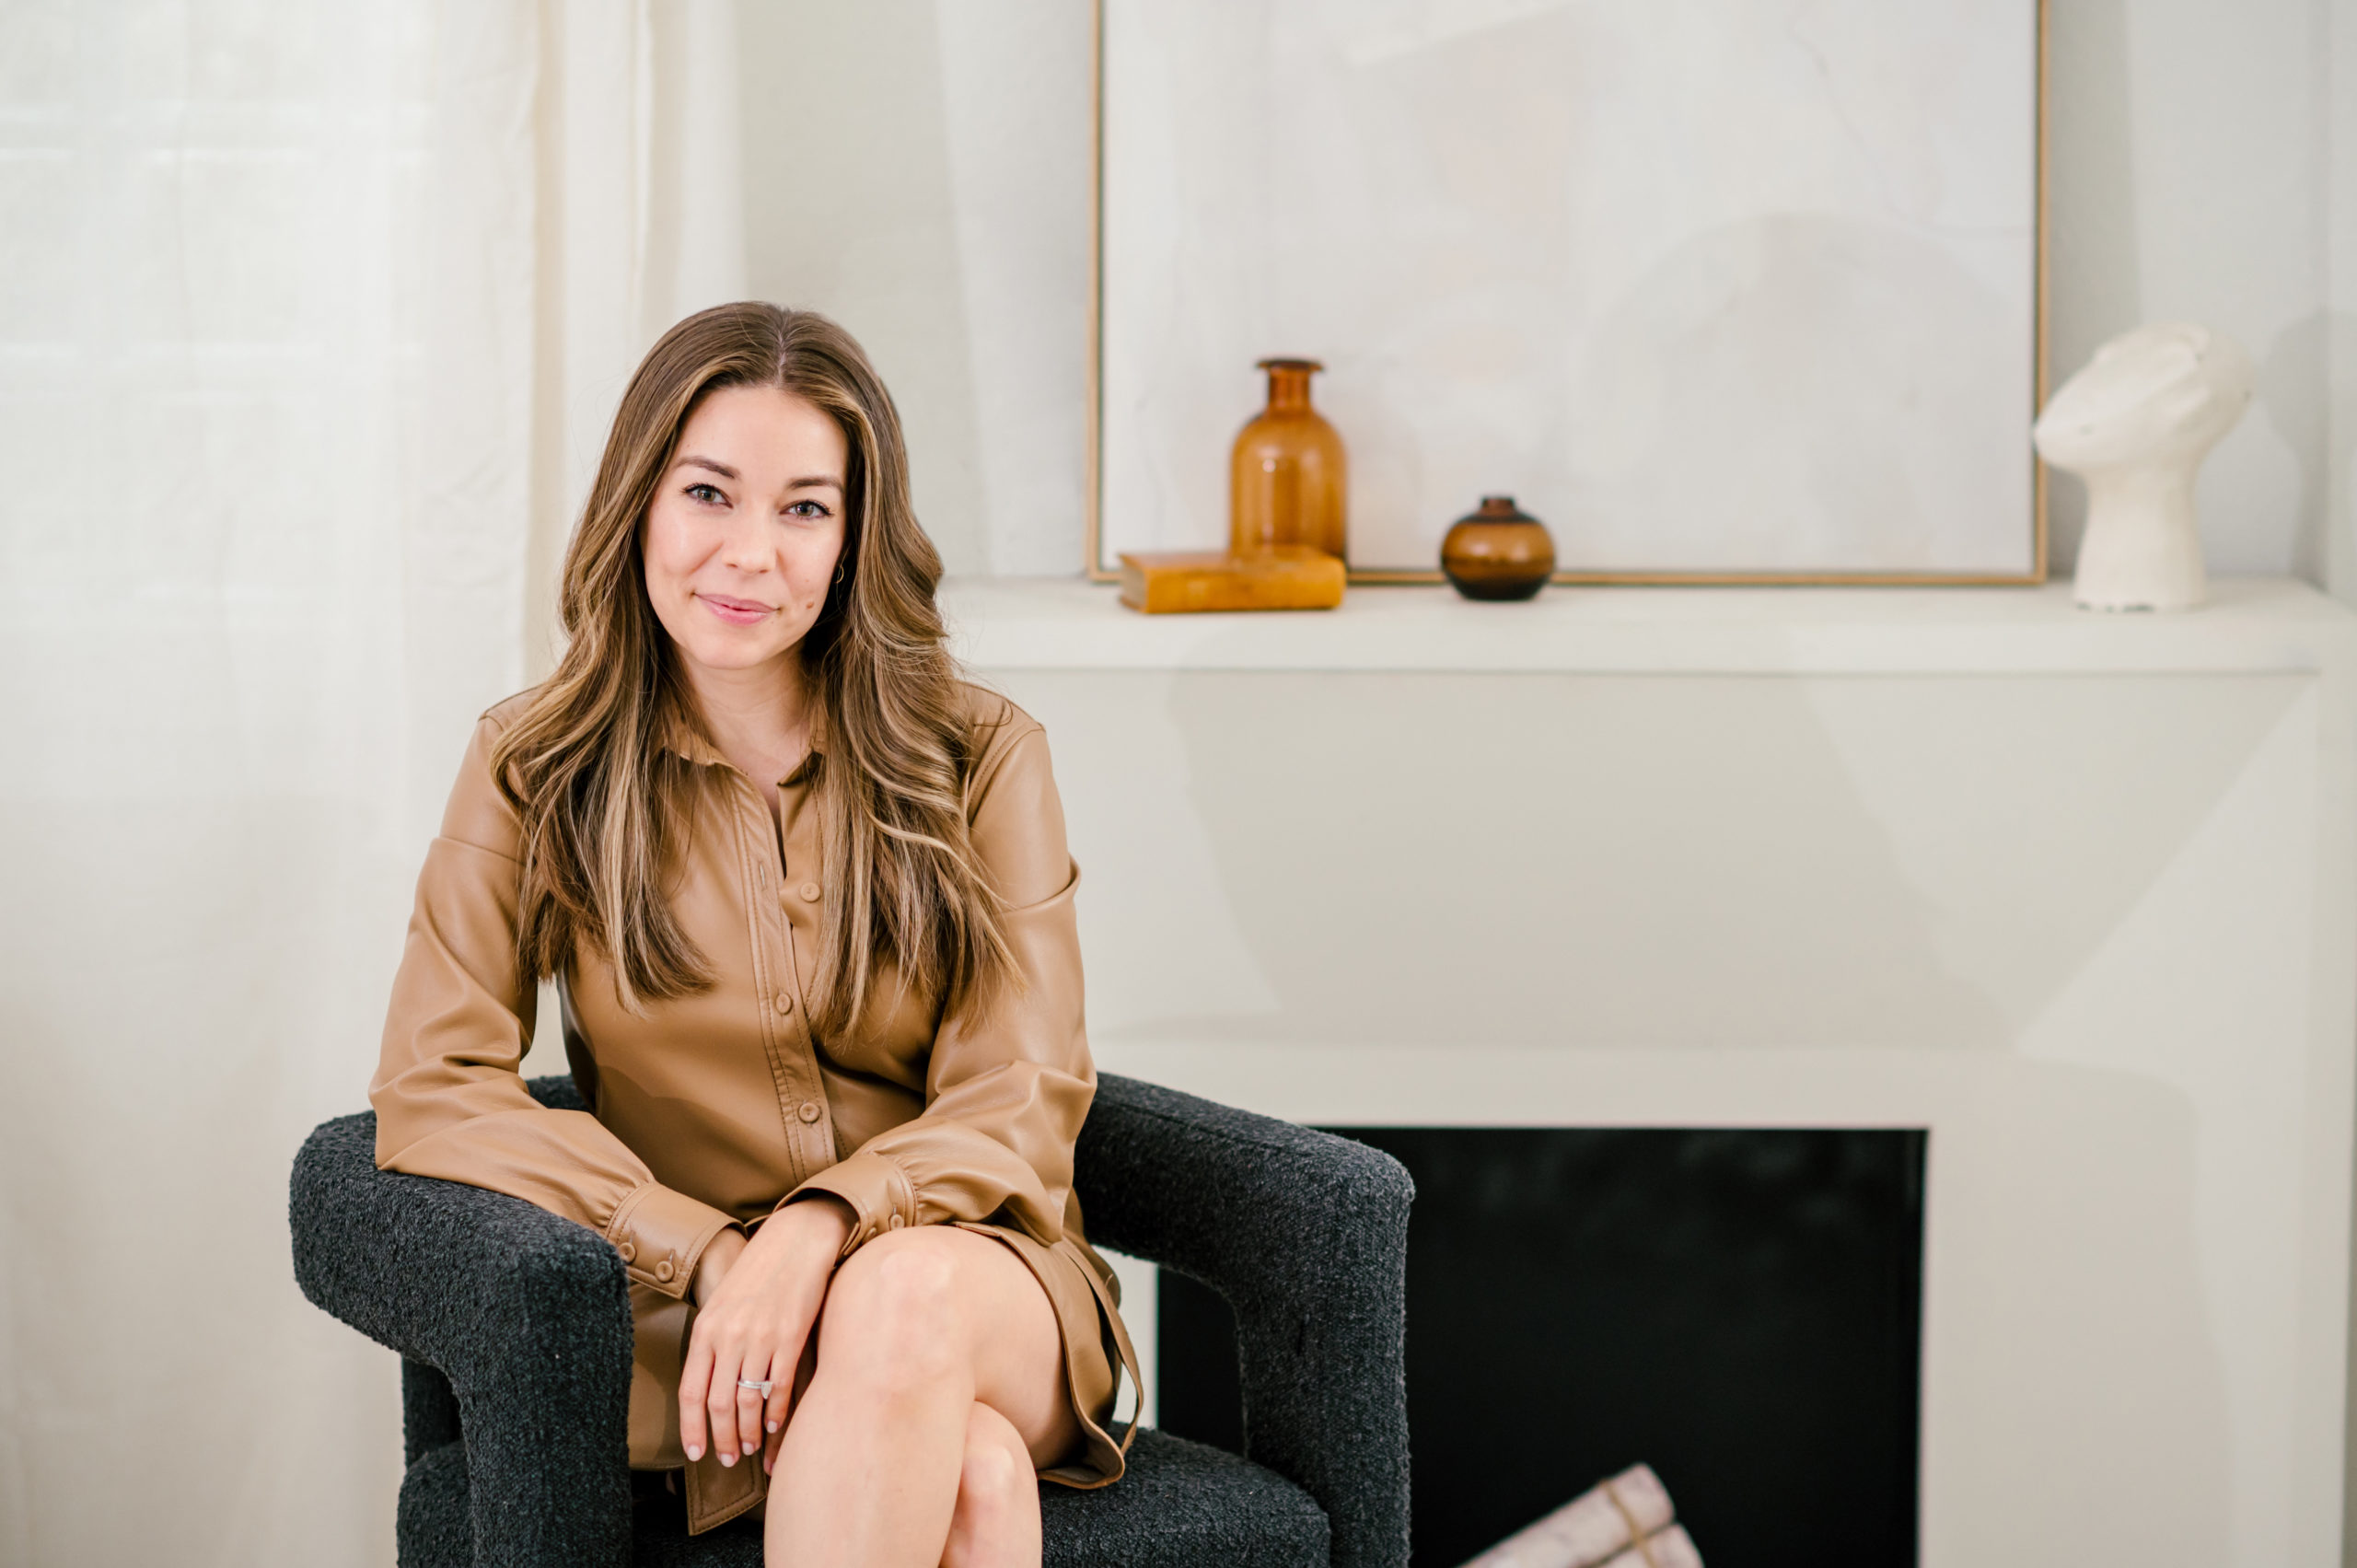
[1596,1523,1702,1568]
[1457,1464,1701,1568]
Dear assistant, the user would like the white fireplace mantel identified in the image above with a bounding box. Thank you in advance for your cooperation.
[944,575,2356,676]
[946,575,2357,1568]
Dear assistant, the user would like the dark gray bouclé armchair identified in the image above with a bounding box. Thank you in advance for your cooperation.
[291,1072,1412,1568]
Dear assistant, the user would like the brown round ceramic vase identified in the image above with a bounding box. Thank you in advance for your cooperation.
[1441,495,1555,600]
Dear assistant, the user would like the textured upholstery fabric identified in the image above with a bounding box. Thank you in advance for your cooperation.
[291,1073,1411,1568]
[396,1427,1329,1568]
[1069,1077,1413,1568]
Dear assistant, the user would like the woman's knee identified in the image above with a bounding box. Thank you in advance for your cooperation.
[816,1228,969,1386]
[960,1422,1030,1506]
[943,1403,1039,1568]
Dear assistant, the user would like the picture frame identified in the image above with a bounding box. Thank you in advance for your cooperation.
[1086,0,2051,586]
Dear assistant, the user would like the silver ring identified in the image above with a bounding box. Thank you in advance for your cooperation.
[737,1378,773,1398]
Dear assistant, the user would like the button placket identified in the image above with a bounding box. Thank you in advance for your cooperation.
[768,781,834,1171]
[736,781,816,1182]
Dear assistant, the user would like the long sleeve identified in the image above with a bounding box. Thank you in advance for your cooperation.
[369,712,737,1300]
[784,720,1096,1255]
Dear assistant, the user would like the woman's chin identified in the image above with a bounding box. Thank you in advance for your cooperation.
[676,630,799,677]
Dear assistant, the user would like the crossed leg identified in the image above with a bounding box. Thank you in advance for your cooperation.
[763,1224,1078,1568]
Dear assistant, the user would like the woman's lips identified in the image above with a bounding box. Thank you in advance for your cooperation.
[697,592,774,627]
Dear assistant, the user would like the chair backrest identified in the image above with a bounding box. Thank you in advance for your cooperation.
[1075,1072,1414,1568]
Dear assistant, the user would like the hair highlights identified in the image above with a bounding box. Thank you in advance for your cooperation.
[489,303,1014,1033]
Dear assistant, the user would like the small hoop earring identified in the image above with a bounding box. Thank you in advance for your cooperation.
[833,562,846,587]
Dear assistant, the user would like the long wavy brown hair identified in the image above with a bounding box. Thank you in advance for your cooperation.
[490,302,1015,1034]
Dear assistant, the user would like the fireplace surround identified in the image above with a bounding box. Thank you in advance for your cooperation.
[1158,1126,1929,1568]
[952,575,2357,1567]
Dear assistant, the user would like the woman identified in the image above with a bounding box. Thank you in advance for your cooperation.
[371,303,1134,1565]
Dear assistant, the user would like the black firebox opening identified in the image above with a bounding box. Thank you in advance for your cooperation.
[1156,1127,1927,1568]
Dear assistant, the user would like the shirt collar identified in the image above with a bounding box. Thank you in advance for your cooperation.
[657,701,827,784]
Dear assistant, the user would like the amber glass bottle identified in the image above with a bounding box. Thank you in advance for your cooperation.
[1230,358,1347,559]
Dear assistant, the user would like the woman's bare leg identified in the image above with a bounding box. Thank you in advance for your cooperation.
[762,1225,1076,1567]
[940,1402,1044,1568]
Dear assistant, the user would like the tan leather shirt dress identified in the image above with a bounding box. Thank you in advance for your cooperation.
[371,685,1134,1533]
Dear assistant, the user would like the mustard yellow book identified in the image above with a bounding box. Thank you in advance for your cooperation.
[1116,546,1345,613]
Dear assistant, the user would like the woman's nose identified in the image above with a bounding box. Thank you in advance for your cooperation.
[714,515,771,573]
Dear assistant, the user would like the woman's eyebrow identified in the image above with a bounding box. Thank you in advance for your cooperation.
[673,453,840,489]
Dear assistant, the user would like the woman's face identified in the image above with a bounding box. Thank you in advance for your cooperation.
[643,384,849,679]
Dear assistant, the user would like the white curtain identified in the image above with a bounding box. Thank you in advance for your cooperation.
[0,2,743,1562]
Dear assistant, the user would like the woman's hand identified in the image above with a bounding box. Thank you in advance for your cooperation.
[679,1196,854,1472]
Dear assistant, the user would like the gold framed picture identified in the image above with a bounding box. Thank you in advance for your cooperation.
[1087,0,2050,585]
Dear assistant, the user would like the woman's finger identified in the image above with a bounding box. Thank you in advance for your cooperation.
[705,1337,747,1465]
[734,1347,773,1463]
[762,1365,790,1445]
[761,1333,816,1475]
[678,1326,714,1464]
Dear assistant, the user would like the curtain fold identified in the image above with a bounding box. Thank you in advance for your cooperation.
[0,3,743,1562]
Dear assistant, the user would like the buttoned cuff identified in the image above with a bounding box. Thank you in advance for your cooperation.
[782,1149,919,1257]
[605,1181,738,1299]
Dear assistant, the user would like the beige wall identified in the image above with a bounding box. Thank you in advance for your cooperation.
[739,0,2355,587]
[2044,0,2346,580]
[738,1,1093,576]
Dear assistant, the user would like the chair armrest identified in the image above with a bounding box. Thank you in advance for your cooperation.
[1074,1073,1414,1568]
[289,1091,633,1568]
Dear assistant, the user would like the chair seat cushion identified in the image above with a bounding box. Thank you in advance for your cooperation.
[1038,1429,1330,1568]
[398,1427,1329,1568]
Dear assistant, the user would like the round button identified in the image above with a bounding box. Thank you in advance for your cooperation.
[797,1100,822,1123]
[654,1259,675,1283]
[798,881,821,902]
[616,1240,636,1264]
[773,992,794,1015]
[887,1214,905,1230]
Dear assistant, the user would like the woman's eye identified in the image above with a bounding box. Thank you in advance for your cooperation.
[787,499,832,519]
[685,482,726,505]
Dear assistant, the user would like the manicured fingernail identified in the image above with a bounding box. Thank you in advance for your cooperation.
[720,1451,735,1467]
[686,1446,702,1461]
[767,1420,779,1433]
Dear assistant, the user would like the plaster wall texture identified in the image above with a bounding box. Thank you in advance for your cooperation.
[737,0,2355,587]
